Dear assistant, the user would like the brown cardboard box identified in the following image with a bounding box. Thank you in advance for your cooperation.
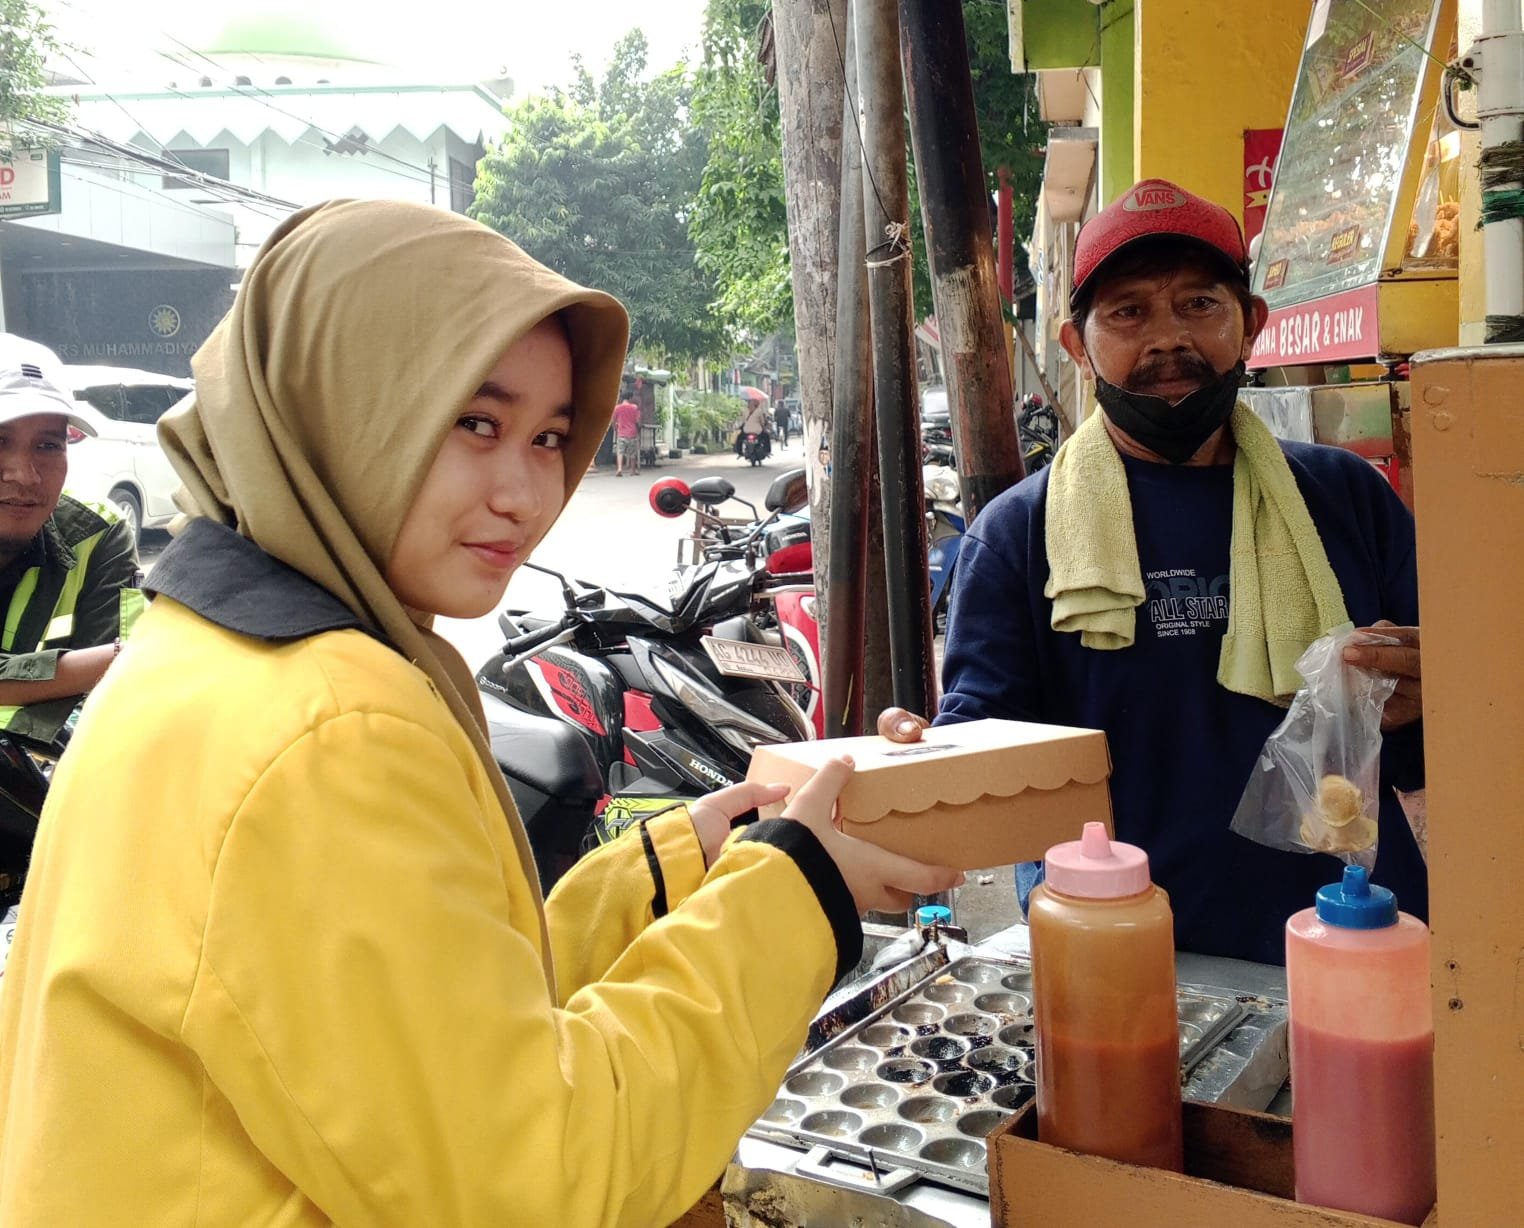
[987,1099,1437,1227]
[746,719,1112,870]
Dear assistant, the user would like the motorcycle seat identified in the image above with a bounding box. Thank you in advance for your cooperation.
[484,698,603,804]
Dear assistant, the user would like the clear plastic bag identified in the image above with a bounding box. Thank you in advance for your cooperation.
[1230,624,1397,871]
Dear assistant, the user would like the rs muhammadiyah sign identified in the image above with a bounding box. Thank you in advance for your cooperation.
[0,144,61,219]
[1248,283,1379,368]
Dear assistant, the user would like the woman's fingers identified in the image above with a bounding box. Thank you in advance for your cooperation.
[691,780,789,824]
[783,756,856,826]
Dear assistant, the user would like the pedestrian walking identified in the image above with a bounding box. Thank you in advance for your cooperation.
[611,395,641,477]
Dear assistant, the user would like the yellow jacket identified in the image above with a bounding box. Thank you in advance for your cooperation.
[0,583,856,1225]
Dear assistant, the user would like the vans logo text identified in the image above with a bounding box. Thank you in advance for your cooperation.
[1123,188,1185,212]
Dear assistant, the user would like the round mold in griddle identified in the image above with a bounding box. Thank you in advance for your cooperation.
[933,1070,995,1098]
[898,1095,959,1124]
[859,1122,924,1153]
[964,1046,1024,1080]
[920,1137,987,1169]
[974,991,1031,1017]
[876,1058,936,1086]
[957,1109,1009,1139]
[801,1109,862,1138]
[998,1022,1037,1047]
[821,1045,877,1073]
[1178,997,1226,1025]
[786,1071,845,1098]
[910,1035,969,1062]
[841,1083,900,1111]
[1000,971,1034,993]
[891,1002,944,1027]
[861,1024,912,1049]
[952,961,1009,987]
[943,1012,999,1039]
[923,981,975,1006]
[761,1097,806,1125]
[991,1084,1034,1111]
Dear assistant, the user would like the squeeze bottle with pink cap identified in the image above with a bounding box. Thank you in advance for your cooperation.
[1028,821,1183,1171]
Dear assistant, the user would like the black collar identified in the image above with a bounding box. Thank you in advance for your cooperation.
[145,519,386,644]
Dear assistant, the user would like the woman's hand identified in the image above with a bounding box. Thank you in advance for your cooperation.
[687,782,788,867]
[1344,621,1422,731]
[778,756,963,915]
[877,708,930,743]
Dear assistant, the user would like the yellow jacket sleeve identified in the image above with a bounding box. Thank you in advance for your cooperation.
[183,711,856,1228]
[545,808,709,1004]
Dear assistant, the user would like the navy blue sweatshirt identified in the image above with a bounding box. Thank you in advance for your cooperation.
[938,441,1427,966]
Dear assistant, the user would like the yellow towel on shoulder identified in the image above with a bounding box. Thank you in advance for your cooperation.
[1043,402,1348,704]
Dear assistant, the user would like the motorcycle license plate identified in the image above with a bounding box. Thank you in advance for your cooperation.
[702,636,806,684]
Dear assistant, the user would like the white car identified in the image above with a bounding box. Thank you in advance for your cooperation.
[56,365,191,543]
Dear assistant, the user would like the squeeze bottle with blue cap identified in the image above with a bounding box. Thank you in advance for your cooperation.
[1286,866,1435,1225]
[1028,822,1182,1171]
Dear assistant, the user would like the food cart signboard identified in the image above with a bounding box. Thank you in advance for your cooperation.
[1248,0,1443,367]
[1249,283,1380,366]
[0,143,61,219]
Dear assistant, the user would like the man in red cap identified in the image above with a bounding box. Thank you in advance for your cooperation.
[882,180,1426,966]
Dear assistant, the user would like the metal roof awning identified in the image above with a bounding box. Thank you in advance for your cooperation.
[1041,126,1098,224]
[73,85,510,151]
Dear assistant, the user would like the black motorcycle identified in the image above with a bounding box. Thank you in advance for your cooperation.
[476,481,814,886]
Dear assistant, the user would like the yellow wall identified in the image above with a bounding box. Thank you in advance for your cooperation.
[1133,0,1309,224]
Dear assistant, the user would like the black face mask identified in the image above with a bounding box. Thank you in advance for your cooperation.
[1093,361,1246,464]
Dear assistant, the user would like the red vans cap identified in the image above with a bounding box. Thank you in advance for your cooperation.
[1071,179,1248,306]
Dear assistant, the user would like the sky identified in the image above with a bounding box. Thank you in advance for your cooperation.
[43,0,712,97]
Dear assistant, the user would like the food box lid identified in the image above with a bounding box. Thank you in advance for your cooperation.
[748,719,1112,825]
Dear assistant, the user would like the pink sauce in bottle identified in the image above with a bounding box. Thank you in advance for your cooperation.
[1285,865,1435,1225]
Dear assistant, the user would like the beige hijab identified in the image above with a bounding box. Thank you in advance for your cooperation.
[159,199,630,983]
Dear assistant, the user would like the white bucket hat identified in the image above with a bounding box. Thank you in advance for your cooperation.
[0,334,98,436]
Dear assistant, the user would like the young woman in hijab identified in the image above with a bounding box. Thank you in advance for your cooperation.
[0,200,961,1226]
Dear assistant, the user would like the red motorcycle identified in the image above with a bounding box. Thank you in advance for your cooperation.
[649,469,824,738]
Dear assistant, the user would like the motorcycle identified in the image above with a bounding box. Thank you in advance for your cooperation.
[651,468,823,739]
[475,503,817,886]
[1019,396,1060,474]
[923,463,965,632]
[741,432,770,467]
[0,730,57,913]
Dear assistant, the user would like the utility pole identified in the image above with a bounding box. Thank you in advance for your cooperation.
[824,4,877,738]
[771,0,848,632]
[856,0,935,716]
[900,0,1025,521]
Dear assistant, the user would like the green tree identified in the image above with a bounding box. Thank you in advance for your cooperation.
[472,31,729,364]
[0,0,70,144]
[688,0,793,338]
[690,0,1046,329]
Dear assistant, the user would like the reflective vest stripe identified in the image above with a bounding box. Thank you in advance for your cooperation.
[1,569,41,653]
[0,523,139,734]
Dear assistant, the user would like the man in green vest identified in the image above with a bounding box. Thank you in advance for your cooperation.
[0,336,141,744]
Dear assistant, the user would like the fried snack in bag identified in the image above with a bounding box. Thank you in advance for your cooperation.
[1231,625,1398,871]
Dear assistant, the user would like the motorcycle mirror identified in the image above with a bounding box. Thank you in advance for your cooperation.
[688,477,736,507]
[648,476,692,518]
[523,561,582,609]
[763,467,809,514]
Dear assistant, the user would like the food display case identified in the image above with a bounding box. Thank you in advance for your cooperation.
[1249,0,1458,368]
[1245,0,1458,507]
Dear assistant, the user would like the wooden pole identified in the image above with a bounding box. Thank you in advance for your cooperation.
[856,0,935,715]
[824,4,873,739]
[771,0,848,638]
[900,0,1025,521]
